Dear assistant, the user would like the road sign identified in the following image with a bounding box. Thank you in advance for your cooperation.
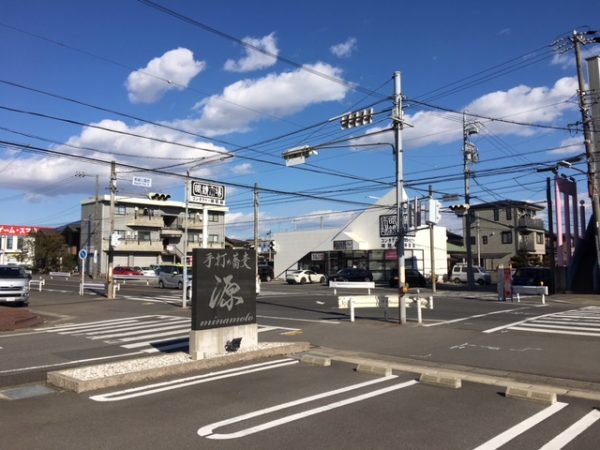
[132,176,152,188]
[79,249,88,260]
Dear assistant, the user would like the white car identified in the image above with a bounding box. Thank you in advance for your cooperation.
[286,270,326,285]
[140,267,157,277]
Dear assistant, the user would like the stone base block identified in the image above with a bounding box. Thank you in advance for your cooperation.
[190,323,258,360]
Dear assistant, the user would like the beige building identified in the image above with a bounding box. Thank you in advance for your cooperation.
[466,200,545,270]
[80,195,228,276]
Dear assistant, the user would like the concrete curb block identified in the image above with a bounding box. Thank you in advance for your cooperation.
[505,385,557,404]
[300,354,332,367]
[48,342,311,393]
[355,364,392,377]
[419,373,462,389]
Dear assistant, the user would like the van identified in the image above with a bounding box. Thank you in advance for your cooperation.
[451,263,491,285]
[0,265,31,306]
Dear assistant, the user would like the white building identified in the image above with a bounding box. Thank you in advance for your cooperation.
[0,224,52,266]
[273,190,447,283]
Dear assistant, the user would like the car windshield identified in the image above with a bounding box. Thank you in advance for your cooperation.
[0,267,26,279]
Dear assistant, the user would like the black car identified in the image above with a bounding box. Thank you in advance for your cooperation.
[329,267,373,282]
[258,265,274,282]
[512,267,554,294]
[389,268,426,288]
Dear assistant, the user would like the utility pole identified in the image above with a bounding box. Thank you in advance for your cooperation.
[546,176,557,290]
[254,183,259,279]
[573,30,600,272]
[393,71,407,325]
[429,185,437,293]
[107,161,116,299]
[463,113,479,290]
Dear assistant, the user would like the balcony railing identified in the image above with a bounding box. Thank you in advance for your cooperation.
[126,215,164,228]
[517,217,545,231]
[116,239,163,252]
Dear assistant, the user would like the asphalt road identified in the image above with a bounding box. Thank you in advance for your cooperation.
[1,277,600,449]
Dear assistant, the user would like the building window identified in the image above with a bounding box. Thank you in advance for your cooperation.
[138,231,151,242]
[506,208,512,220]
[493,208,499,221]
[116,205,127,215]
[208,213,219,222]
[536,232,544,245]
[17,237,24,250]
[501,231,512,244]
[6,236,13,249]
[208,234,219,243]
[482,236,488,245]
[470,236,476,245]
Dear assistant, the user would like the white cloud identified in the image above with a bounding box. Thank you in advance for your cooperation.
[551,45,600,69]
[224,33,278,72]
[126,48,206,103]
[232,163,252,175]
[330,38,357,58]
[549,136,585,155]
[182,62,350,136]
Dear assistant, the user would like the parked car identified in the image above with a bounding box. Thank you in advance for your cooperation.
[0,265,31,306]
[258,265,274,282]
[158,265,191,289]
[139,267,158,277]
[451,264,491,285]
[389,268,426,288]
[113,266,143,276]
[512,267,554,294]
[328,267,373,282]
[286,270,326,285]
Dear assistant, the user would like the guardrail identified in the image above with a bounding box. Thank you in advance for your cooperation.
[79,282,120,296]
[512,285,549,304]
[338,290,434,324]
[329,281,375,295]
[48,271,71,279]
[112,275,158,286]
[29,278,46,292]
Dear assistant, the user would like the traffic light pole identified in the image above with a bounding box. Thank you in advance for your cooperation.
[463,114,475,290]
[394,71,407,325]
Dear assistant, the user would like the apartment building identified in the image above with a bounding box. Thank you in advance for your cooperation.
[80,194,228,276]
[466,200,545,269]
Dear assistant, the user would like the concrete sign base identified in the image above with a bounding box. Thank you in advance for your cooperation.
[190,323,258,360]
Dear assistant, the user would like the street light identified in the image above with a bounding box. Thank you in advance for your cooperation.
[281,71,408,324]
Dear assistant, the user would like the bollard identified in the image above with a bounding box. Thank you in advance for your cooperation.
[541,293,546,305]
[416,296,422,324]
[349,299,355,322]
[429,296,434,310]
[516,293,520,303]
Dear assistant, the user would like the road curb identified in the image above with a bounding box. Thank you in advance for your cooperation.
[47,342,311,393]
[312,347,600,401]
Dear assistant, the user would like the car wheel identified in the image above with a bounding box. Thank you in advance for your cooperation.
[476,279,485,285]
[265,275,272,282]
[364,277,370,282]
[319,276,326,283]
[453,278,461,284]
[159,280,165,288]
[178,281,183,290]
[300,278,306,284]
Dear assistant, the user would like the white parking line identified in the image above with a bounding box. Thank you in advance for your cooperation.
[198,377,417,439]
[257,315,340,324]
[423,307,541,328]
[471,402,568,450]
[90,359,298,401]
[539,409,600,449]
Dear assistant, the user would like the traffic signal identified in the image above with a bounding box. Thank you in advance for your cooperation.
[148,192,171,201]
[269,240,275,251]
[426,199,442,224]
[449,204,470,216]
[340,108,374,129]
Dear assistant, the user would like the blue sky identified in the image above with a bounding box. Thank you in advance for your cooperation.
[1,0,599,238]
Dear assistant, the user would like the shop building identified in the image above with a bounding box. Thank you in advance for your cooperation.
[273,190,447,283]
[0,224,53,266]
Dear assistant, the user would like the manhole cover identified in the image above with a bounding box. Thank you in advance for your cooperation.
[0,384,57,400]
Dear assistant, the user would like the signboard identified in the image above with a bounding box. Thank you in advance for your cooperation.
[78,249,88,260]
[333,240,354,250]
[379,215,397,237]
[132,176,152,188]
[311,252,325,261]
[191,249,256,331]
[189,181,226,206]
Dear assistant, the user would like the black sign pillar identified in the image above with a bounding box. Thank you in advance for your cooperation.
[190,249,257,359]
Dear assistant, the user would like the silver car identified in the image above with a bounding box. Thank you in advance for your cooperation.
[0,265,31,306]
[158,266,191,289]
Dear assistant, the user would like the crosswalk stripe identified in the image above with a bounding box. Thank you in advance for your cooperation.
[58,317,186,335]
[87,323,191,340]
[509,326,600,337]
[82,318,188,336]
